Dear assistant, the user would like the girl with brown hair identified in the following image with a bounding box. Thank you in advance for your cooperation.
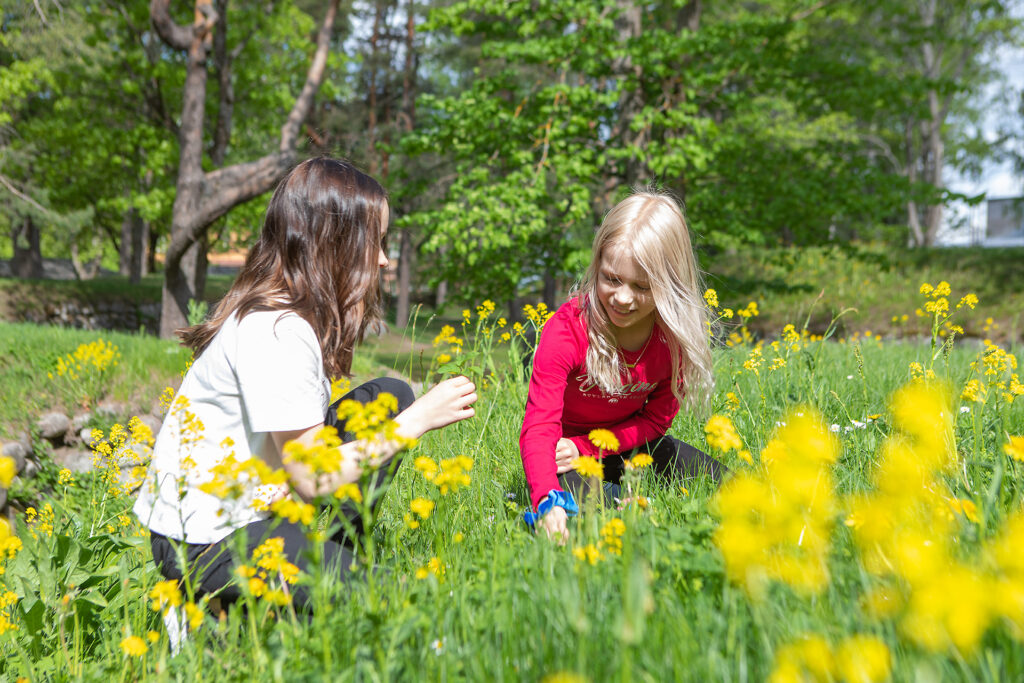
[134,157,477,607]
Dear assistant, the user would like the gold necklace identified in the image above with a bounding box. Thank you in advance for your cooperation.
[621,331,654,369]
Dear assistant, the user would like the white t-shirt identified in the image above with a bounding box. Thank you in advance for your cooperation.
[133,310,331,544]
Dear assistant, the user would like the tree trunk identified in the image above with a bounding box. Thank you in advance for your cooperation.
[395,0,418,328]
[543,270,557,308]
[396,226,413,326]
[11,214,43,279]
[612,0,646,186]
[119,207,148,283]
[151,0,340,337]
[70,234,103,280]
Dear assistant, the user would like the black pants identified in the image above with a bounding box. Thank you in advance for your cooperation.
[150,377,415,611]
[557,435,727,506]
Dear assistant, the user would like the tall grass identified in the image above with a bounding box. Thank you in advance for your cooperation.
[0,288,1022,681]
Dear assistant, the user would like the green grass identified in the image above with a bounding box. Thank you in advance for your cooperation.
[1,310,1023,680]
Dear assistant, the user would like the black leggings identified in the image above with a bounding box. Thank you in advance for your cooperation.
[557,435,727,506]
[150,377,415,611]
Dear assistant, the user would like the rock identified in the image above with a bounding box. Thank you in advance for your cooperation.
[2,442,28,474]
[72,412,92,432]
[80,427,97,448]
[22,459,39,479]
[37,412,72,442]
[0,487,6,511]
[95,400,128,419]
[52,447,94,473]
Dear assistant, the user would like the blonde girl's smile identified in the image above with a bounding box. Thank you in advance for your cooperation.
[596,246,656,338]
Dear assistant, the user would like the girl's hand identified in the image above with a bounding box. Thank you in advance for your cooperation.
[395,375,478,440]
[554,437,579,474]
[536,503,569,544]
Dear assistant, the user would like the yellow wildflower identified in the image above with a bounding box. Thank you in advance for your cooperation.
[119,635,148,657]
[410,497,435,520]
[588,429,619,452]
[572,543,603,565]
[0,457,14,488]
[334,483,363,503]
[628,453,653,469]
[573,456,604,479]
[148,580,182,615]
[705,414,742,453]
[1004,435,1024,462]
[703,289,719,308]
[835,635,891,683]
[184,602,204,630]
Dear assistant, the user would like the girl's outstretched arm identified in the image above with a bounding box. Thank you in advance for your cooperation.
[273,376,477,501]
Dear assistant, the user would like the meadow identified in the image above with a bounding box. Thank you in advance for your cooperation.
[0,278,1023,682]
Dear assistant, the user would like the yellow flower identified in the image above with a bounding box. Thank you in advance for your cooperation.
[1004,436,1024,462]
[119,635,148,657]
[836,635,891,683]
[0,456,14,488]
[573,456,604,479]
[704,414,742,453]
[184,602,204,630]
[572,543,603,565]
[703,289,719,308]
[948,498,980,523]
[333,483,363,503]
[588,429,619,452]
[148,580,182,615]
[628,453,653,469]
[410,497,435,520]
[920,282,934,295]
[146,630,160,644]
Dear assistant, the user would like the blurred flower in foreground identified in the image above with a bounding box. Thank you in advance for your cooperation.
[713,409,838,598]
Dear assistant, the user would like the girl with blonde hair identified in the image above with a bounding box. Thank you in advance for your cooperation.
[520,189,724,541]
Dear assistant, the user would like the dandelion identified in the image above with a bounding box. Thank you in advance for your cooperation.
[836,635,891,683]
[948,498,980,524]
[184,602,204,630]
[601,518,626,555]
[120,635,148,657]
[704,414,742,453]
[410,497,435,520]
[149,580,183,615]
[1004,436,1024,462]
[627,453,653,469]
[572,543,603,565]
[588,429,619,452]
[0,456,15,488]
[573,456,604,479]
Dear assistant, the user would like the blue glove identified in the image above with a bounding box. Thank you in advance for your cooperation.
[523,489,579,528]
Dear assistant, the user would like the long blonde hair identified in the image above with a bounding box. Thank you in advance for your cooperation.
[573,189,713,413]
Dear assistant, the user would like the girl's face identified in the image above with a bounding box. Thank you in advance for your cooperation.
[596,243,656,333]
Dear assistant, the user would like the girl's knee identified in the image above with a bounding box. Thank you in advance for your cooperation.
[374,377,415,412]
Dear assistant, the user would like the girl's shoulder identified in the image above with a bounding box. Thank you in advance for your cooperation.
[231,309,315,343]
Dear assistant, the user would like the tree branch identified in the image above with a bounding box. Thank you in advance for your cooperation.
[150,0,193,51]
[280,0,340,151]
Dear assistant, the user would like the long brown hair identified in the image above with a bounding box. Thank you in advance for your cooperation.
[179,157,387,379]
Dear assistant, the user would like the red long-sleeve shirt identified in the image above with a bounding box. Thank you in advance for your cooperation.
[519,300,680,510]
